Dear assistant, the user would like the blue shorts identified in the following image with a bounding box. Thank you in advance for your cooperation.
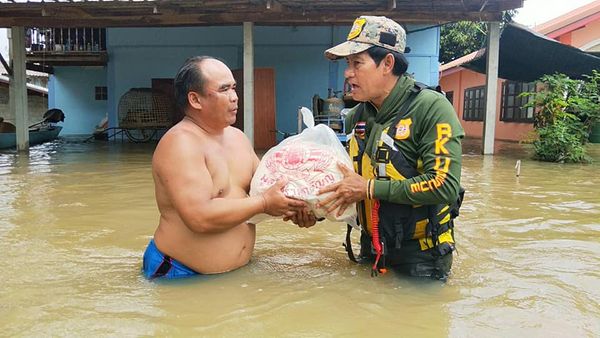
[142,239,200,279]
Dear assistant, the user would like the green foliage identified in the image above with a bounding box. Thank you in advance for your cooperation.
[522,74,579,128]
[522,72,600,163]
[440,21,486,64]
[576,70,600,128]
[439,10,516,64]
[533,117,590,163]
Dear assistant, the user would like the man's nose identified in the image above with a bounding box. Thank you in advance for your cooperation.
[344,67,354,78]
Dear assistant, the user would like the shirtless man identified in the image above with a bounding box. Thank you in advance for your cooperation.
[142,56,310,279]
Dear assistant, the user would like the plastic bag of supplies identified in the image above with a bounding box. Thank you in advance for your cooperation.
[249,107,357,226]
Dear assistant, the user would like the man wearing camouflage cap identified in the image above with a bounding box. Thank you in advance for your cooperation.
[318,16,465,280]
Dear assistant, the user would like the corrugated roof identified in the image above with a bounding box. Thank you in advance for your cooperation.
[440,0,600,75]
[439,50,481,73]
[0,0,524,27]
[0,74,48,94]
[461,23,600,82]
[439,0,600,73]
[0,62,48,78]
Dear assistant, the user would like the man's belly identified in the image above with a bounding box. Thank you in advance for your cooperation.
[154,219,256,274]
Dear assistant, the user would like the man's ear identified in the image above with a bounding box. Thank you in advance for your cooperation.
[382,53,395,74]
[188,91,202,110]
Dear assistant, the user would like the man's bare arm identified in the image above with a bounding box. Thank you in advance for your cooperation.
[154,131,304,233]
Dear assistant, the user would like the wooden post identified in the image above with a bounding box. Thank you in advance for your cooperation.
[243,22,255,147]
[9,26,29,152]
[483,21,500,155]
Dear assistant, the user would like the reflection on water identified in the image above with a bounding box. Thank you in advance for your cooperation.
[1,138,599,336]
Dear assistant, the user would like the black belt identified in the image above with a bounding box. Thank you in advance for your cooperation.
[151,255,172,279]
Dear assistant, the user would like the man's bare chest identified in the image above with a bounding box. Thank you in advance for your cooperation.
[205,150,253,194]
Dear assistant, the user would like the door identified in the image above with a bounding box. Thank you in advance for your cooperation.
[232,68,276,150]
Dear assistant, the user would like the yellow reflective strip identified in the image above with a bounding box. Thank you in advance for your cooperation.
[438,230,454,244]
[413,219,428,239]
[419,237,433,250]
[438,205,449,215]
[349,136,359,172]
[418,229,454,251]
[385,162,406,180]
[362,153,375,179]
[413,214,451,240]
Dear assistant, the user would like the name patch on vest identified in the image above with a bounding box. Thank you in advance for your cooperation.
[394,118,412,140]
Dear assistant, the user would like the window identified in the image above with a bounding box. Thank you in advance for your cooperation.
[463,86,485,121]
[95,86,107,100]
[445,91,454,105]
[501,81,535,122]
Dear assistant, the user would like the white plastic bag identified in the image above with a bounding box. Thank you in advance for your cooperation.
[249,107,357,226]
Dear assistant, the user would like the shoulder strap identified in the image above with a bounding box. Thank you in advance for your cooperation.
[344,223,359,263]
[376,84,425,179]
[386,82,428,134]
[350,103,365,128]
[414,81,442,93]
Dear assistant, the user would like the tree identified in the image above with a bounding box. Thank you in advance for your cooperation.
[439,11,516,64]
[439,21,486,64]
[522,71,600,163]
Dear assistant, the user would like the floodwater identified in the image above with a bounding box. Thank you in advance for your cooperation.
[1,138,599,337]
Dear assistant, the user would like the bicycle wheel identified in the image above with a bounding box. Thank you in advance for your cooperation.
[125,128,156,143]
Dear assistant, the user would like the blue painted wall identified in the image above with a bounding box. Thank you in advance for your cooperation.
[253,26,344,135]
[106,26,243,129]
[49,67,107,135]
[405,24,442,86]
[53,24,440,136]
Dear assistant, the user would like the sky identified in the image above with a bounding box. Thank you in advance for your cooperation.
[513,0,597,27]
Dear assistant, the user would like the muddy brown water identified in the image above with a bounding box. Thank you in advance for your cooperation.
[1,138,598,336]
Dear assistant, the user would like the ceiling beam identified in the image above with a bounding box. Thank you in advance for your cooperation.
[0,0,519,27]
[0,12,504,28]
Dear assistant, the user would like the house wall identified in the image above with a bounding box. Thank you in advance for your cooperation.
[439,68,534,141]
[440,15,600,143]
[51,25,440,137]
[48,67,107,135]
[0,86,47,125]
[569,19,600,49]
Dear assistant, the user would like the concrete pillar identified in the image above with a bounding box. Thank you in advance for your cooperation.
[483,21,500,155]
[243,22,254,146]
[9,26,29,152]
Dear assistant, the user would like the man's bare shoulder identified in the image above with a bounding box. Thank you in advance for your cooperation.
[153,123,205,169]
[225,126,253,148]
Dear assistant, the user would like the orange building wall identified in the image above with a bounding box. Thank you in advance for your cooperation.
[440,11,600,142]
[439,68,534,141]
[558,32,572,45]
[570,19,600,48]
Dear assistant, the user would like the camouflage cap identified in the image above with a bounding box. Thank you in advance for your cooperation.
[325,16,406,60]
